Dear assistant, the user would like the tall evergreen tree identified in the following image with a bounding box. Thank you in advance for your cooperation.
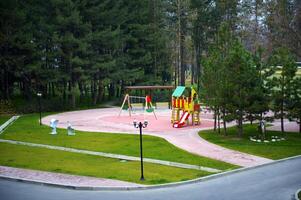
[268,47,298,134]
[0,0,32,100]
[288,77,301,133]
[226,41,256,137]
[266,0,300,58]
[52,0,91,108]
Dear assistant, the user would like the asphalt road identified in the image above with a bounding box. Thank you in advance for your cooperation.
[1,156,300,200]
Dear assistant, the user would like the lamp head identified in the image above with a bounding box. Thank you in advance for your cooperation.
[143,120,148,127]
[133,119,138,127]
[37,92,42,97]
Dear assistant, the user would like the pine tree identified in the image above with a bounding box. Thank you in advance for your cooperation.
[191,0,217,89]
[288,77,301,133]
[202,22,235,135]
[52,0,91,108]
[268,47,298,134]
[226,41,256,137]
[0,0,31,100]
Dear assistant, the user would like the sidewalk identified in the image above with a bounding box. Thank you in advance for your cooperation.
[0,166,142,188]
[266,121,300,133]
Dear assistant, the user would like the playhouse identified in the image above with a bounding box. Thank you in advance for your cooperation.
[171,86,201,128]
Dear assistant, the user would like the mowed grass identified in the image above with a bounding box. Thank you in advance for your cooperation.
[199,124,301,160]
[0,143,211,184]
[0,114,237,170]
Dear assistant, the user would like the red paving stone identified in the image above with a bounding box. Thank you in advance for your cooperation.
[42,108,272,167]
[103,114,214,133]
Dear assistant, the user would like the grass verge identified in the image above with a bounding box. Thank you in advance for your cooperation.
[199,124,301,160]
[0,143,211,185]
[0,114,237,170]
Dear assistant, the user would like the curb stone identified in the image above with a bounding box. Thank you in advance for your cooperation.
[0,175,142,191]
[0,116,20,134]
[1,155,300,191]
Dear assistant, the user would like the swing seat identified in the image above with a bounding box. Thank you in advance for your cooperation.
[146,108,154,113]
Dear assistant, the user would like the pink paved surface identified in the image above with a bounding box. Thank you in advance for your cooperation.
[42,108,272,167]
[267,121,300,133]
[0,166,142,187]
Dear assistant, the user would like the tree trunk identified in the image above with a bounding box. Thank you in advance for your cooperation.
[280,112,284,133]
[97,79,104,104]
[78,82,84,103]
[178,0,185,86]
[180,35,185,86]
[299,118,301,133]
[93,79,97,105]
[175,61,177,87]
[217,108,220,134]
[116,85,120,98]
[52,82,55,97]
[222,109,227,136]
[195,45,201,92]
[5,68,10,100]
[108,83,115,100]
[191,49,195,85]
[71,81,76,109]
[214,108,217,131]
[63,81,66,104]
[238,111,243,137]
[281,79,285,134]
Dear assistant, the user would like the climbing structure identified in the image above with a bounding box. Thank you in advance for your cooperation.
[171,86,201,128]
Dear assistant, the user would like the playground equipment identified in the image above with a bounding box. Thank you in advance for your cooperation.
[50,119,59,134]
[124,85,174,109]
[119,94,157,119]
[171,86,201,128]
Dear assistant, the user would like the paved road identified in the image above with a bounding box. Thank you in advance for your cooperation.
[1,156,300,200]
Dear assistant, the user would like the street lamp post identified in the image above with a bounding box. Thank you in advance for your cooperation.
[133,119,148,181]
[37,92,42,125]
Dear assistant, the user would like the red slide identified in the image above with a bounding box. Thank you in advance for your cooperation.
[173,111,190,128]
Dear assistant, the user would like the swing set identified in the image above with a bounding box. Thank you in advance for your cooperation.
[118,94,157,119]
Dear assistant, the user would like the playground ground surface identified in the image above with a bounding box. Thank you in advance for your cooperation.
[42,108,272,167]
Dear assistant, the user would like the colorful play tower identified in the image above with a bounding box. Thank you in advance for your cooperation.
[171,86,201,128]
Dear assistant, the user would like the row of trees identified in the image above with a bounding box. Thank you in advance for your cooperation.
[198,0,301,136]
[0,0,300,123]
[202,23,300,135]
[1,0,171,108]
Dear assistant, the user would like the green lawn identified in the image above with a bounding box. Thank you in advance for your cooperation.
[0,115,11,125]
[199,124,301,160]
[0,143,210,184]
[0,114,237,170]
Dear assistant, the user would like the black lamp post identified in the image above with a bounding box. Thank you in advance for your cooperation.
[133,119,148,181]
[37,92,42,125]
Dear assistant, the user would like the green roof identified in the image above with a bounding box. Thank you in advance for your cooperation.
[172,86,186,97]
